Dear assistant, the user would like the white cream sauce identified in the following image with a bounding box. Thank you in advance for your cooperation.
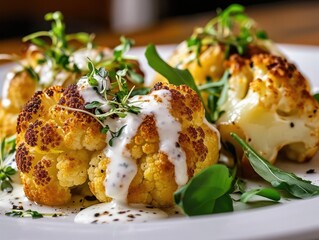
[1,66,23,108]
[77,77,189,220]
[74,201,169,224]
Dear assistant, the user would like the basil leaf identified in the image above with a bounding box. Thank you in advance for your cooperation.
[240,188,281,203]
[231,133,319,198]
[174,164,234,216]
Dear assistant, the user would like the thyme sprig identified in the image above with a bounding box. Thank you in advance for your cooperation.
[5,209,64,219]
[0,135,17,192]
[187,4,268,62]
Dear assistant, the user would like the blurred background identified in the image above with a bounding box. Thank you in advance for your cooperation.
[0,0,318,53]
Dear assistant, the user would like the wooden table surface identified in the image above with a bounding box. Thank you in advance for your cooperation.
[0,1,318,54]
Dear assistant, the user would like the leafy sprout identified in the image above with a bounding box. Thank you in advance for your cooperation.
[99,36,144,85]
[59,60,141,145]
[0,135,17,192]
[22,11,93,73]
[187,4,268,62]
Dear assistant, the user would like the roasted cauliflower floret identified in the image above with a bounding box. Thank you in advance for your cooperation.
[16,85,106,205]
[88,82,220,207]
[217,54,319,174]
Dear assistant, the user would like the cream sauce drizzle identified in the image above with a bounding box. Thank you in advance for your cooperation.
[78,78,188,204]
[74,201,169,224]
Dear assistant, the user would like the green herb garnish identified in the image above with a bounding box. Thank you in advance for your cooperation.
[145,44,230,123]
[187,4,269,62]
[174,164,235,216]
[313,93,319,103]
[60,60,141,145]
[0,136,17,192]
[100,36,144,85]
[231,133,319,198]
[5,209,64,219]
[23,11,93,75]
[240,188,281,203]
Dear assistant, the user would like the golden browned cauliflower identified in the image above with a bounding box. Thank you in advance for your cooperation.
[153,4,282,88]
[0,45,112,138]
[88,82,220,207]
[16,85,106,205]
[217,53,319,175]
[16,80,219,207]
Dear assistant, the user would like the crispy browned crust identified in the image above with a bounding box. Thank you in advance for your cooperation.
[16,85,106,206]
[88,82,219,207]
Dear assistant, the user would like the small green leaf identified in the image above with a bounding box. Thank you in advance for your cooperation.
[88,76,98,86]
[101,126,110,134]
[231,133,319,198]
[313,93,319,103]
[240,188,281,203]
[108,125,126,147]
[174,164,234,216]
[128,69,144,84]
[85,101,103,109]
[130,87,150,97]
[145,44,201,97]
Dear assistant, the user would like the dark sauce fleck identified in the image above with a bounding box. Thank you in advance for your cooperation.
[306,169,316,174]
[290,122,295,128]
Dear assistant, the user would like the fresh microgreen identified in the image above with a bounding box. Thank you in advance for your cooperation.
[113,36,135,62]
[59,61,141,146]
[98,36,144,86]
[5,209,64,219]
[0,136,17,192]
[23,11,92,75]
[108,125,127,147]
[174,164,235,216]
[231,132,319,198]
[187,4,269,62]
[24,66,40,82]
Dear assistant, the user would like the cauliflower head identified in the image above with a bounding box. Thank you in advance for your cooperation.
[88,82,220,207]
[16,81,219,208]
[16,85,106,205]
[217,54,319,174]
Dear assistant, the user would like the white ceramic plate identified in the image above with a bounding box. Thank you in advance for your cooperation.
[1,44,319,240]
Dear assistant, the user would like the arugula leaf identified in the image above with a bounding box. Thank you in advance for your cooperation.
[231,133,319,198]
[240,188,281,203]
[145,44,201,97]
[174,164,234,216]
